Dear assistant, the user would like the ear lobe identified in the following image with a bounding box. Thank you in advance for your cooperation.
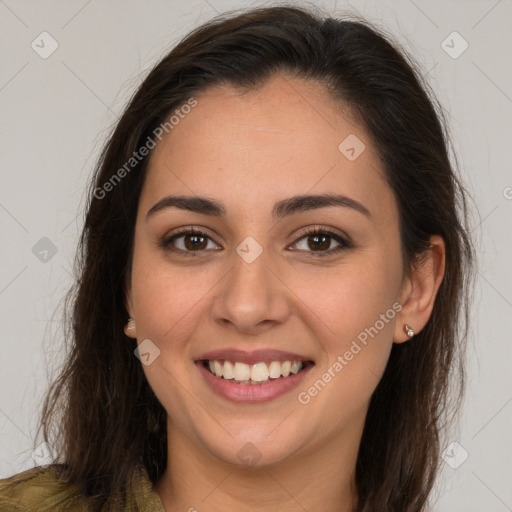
[394,235,446,343]
[124,318,137,338]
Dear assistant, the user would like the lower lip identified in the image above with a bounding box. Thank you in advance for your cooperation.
[196,361,313,403]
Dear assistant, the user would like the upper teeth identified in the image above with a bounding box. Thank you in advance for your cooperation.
[208,360,303,382]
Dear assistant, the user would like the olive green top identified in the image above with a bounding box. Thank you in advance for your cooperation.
[0,464,165,511]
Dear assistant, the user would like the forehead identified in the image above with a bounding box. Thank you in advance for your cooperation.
[141,75,395,223]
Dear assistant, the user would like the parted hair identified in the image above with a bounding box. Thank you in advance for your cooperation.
[33,4,474,511]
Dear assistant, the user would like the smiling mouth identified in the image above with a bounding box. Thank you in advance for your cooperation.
[201,359,314,385]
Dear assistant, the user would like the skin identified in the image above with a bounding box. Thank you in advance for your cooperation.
[124,74,445,512]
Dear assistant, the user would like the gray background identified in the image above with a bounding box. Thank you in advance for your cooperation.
[0,1,510,511]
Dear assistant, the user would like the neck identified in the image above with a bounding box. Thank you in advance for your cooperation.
[155,421,361,512]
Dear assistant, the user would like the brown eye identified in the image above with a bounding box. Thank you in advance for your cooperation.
[161,227,351,257]
[306,233,331,251]
[291,228,351,255]
[162,229,221,255]
[183,233,208,250]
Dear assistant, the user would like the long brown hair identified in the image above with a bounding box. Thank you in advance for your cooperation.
[35,5,474,511]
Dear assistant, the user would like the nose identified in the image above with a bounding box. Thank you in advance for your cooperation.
[210,246,291,335]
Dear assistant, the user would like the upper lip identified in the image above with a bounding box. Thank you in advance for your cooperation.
[196,349,314,366]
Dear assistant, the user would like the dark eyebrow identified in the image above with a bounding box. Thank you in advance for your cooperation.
[146,193,371,220]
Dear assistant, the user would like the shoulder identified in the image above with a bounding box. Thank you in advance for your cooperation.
[0,464,165,512]
[0,464,91,511]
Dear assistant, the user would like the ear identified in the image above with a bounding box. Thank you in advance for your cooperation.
[394,235,446,343]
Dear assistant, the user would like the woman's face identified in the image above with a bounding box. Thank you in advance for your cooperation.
[126,75,409,467]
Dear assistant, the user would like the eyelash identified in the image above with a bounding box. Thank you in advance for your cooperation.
[160,226,352,257]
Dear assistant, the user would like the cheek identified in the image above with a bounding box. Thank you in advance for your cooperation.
[293,265,399,423]
[131,258,210,346]
[294,253,401,398]
[296,258,400,342]
[129,253,214,428]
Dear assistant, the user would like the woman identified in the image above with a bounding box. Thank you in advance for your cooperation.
[0,4,474,511]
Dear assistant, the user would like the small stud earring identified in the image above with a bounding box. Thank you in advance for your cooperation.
[124,318,136,337]
[404,324,415,338]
